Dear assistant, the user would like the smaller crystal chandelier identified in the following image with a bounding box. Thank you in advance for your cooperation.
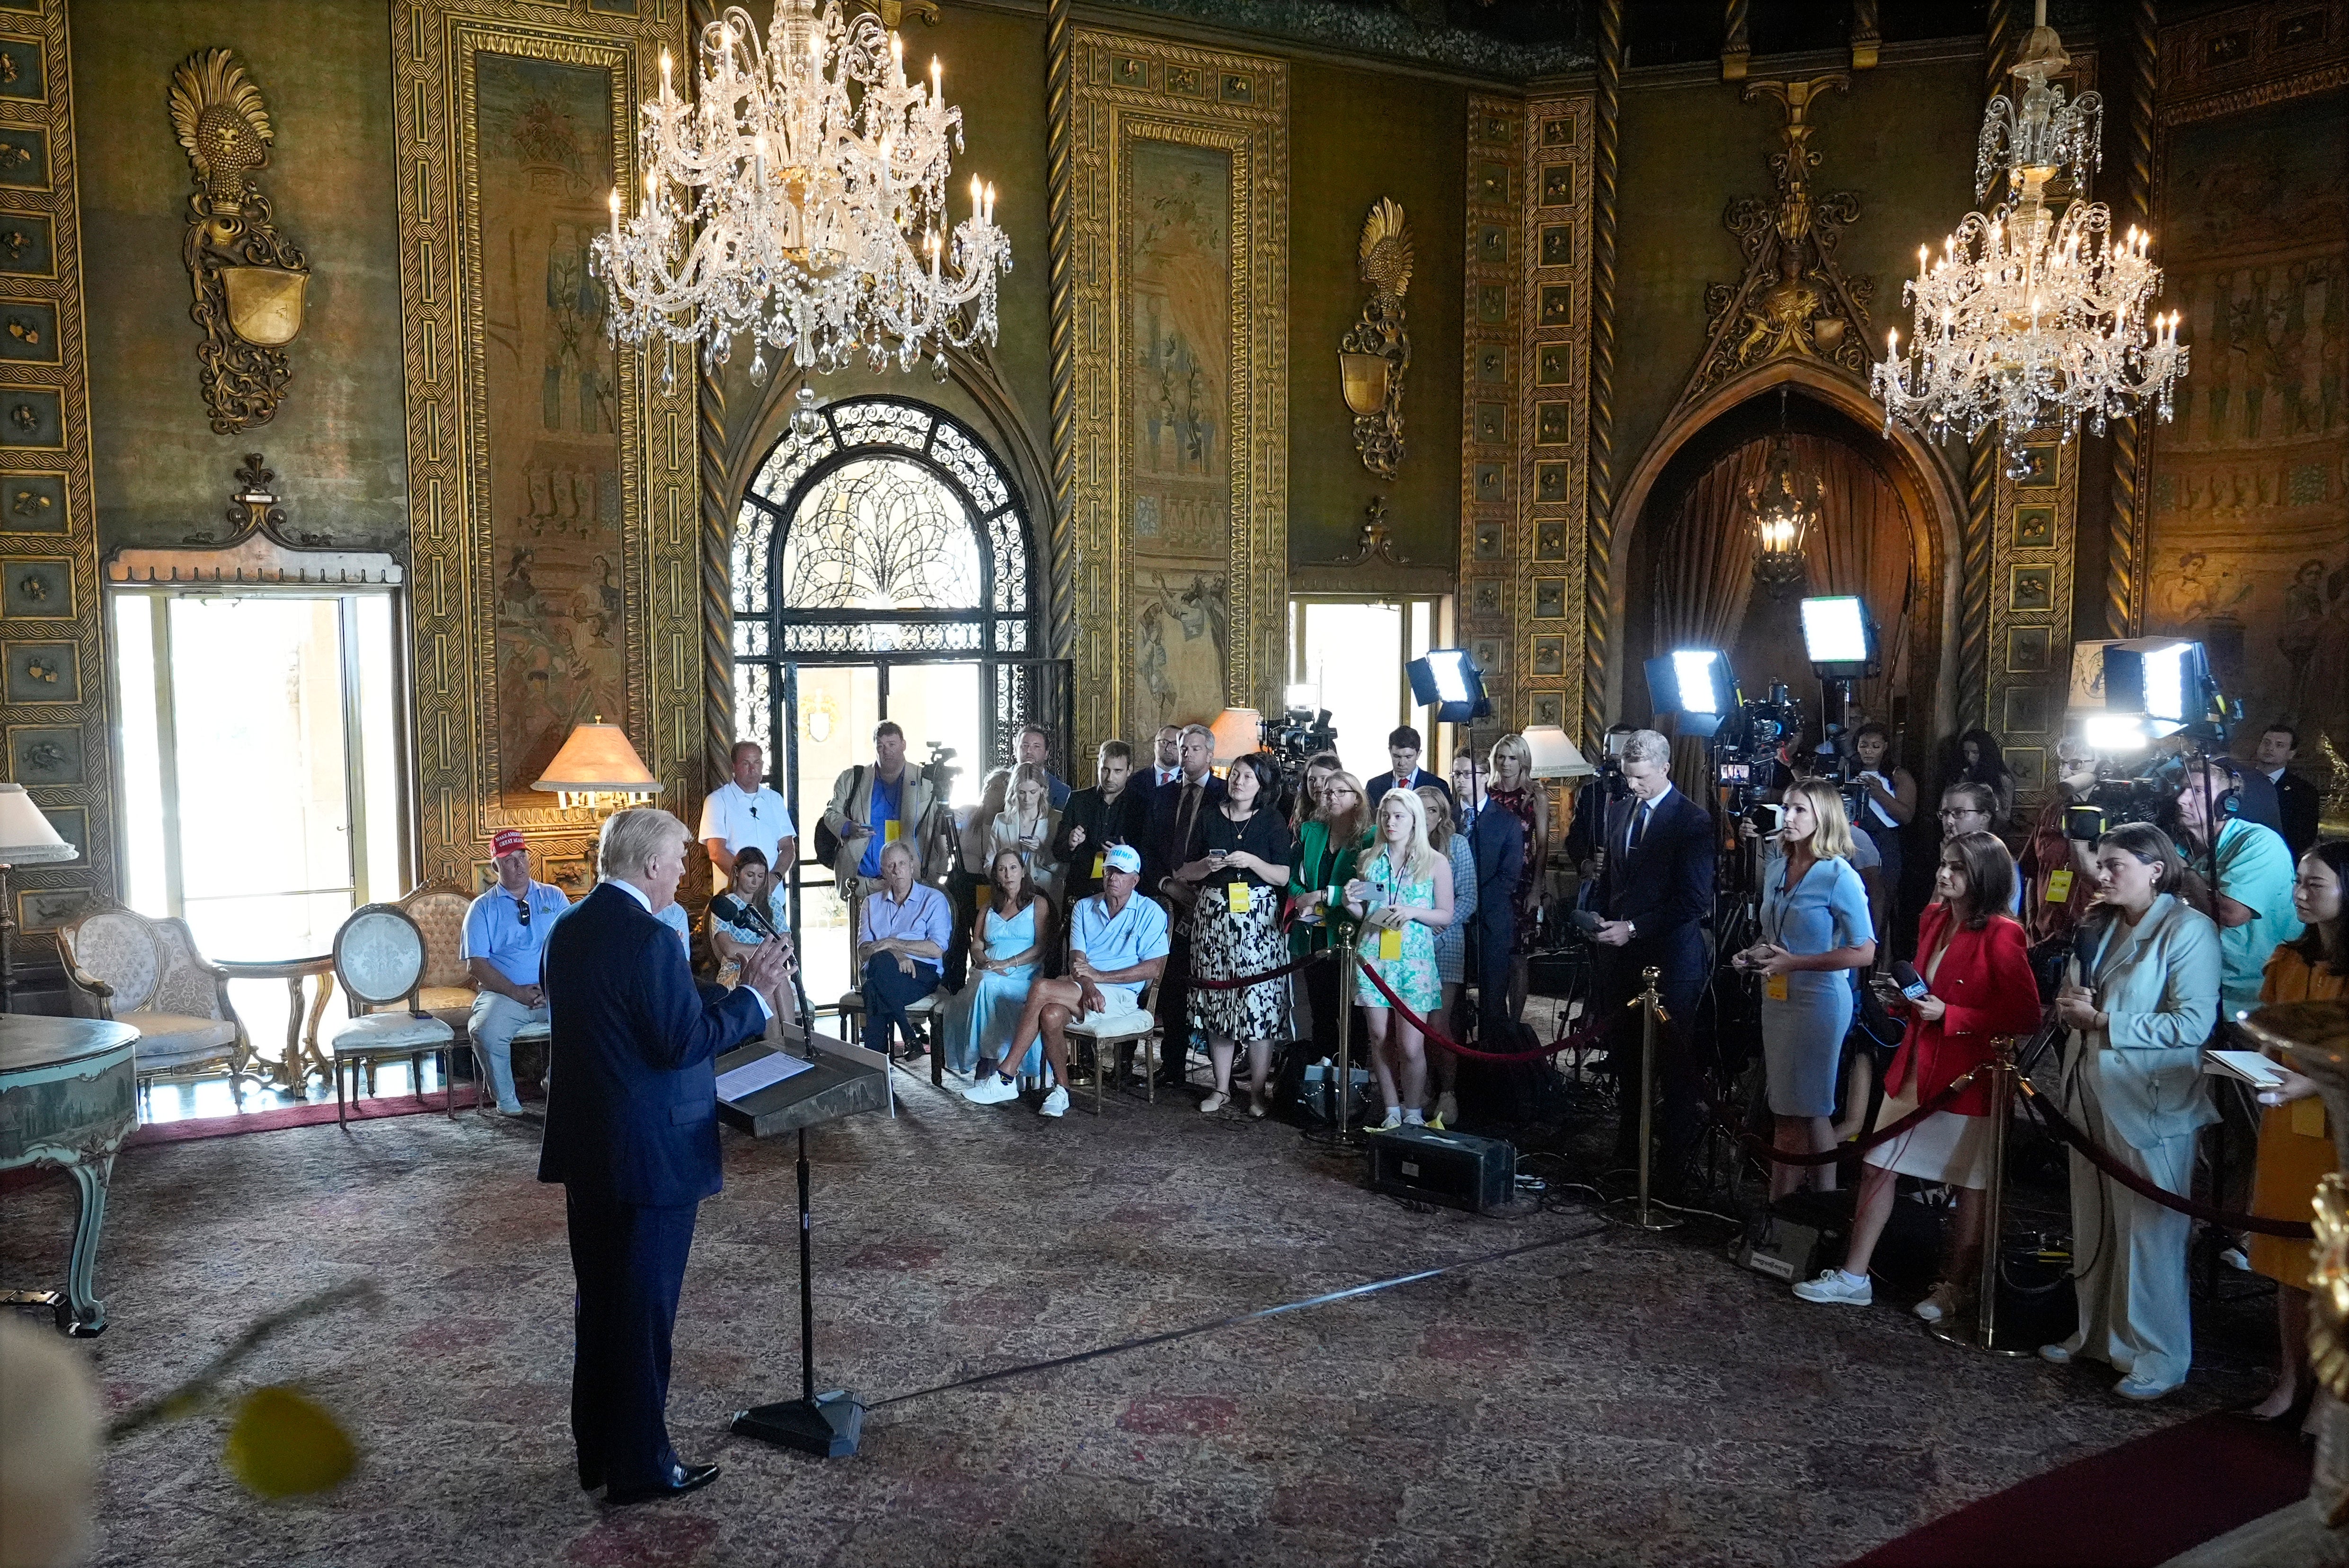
[593,0,1011,393]
[1748,390,1817,598]
[1871,0,2185,476]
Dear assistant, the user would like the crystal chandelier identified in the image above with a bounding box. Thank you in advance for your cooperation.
[1870,1,2184,476]
[1748,394,1817,599]
[593,0,1011,411]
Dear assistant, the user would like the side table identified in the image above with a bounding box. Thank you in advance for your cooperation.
[215,954,336,1092]
[0,1016,139,1334]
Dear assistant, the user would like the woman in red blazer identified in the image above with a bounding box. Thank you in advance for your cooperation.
[1793,831,2044,1317]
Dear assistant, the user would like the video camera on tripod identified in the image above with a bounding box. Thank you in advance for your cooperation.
[919,740,960,799]
[1260,684,1339,800]
[2064,636,2239,842]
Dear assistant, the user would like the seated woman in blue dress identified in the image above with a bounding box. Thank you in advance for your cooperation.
[1734,778,1876,1202]
[951,848,1053,1081]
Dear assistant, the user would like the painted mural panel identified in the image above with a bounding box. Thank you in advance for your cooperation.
[1128,136,1232,724]
[2149,93,2349,753]
[477,53,627,801]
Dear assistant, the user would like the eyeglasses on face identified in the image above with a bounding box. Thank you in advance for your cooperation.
[1938,807,1987,821]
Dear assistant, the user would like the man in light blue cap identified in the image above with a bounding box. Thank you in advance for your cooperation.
[964,841,1168,1118]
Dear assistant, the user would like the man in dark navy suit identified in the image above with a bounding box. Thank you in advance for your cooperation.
[1145,722,1224,1085]
[1588,729,1715,1189]
[539,807,790,1506]
[1364,725,1453,810]
[1456,751,1524,1044]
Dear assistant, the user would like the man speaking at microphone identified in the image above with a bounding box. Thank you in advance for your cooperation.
[540,806,792,1505]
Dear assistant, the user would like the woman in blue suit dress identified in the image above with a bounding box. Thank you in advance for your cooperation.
[1737,779,1877,1201]
[954,849,1051,1081]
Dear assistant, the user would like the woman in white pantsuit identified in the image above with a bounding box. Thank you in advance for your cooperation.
[2044,823,2222,1401]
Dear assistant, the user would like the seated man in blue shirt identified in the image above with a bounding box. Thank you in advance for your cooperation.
[461,827,573,1116]
[964,843,1169,1118]
[857,839,952,1060]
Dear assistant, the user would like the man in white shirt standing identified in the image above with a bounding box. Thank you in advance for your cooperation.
[699,741,796,893]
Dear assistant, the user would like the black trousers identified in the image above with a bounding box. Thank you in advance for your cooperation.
[1155,927,1193,1079]
[1470,906,1514,1037]
[1596,931,1707,1169]
[565,1189,698,1491]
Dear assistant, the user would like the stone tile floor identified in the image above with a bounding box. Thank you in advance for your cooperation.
[0,1062,2278,1567]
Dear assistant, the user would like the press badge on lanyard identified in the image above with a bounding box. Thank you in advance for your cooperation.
[1378,872,1403,960]
[1762,879,1789,1000]
[1092,852,1106,881]
[2045,869,2073,902]
[1226,881,1252,914]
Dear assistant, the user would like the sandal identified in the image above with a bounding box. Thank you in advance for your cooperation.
[1247,1089,1268,1119]
[1199,1091,1229,1115]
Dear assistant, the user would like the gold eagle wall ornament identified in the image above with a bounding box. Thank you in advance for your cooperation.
[169,48,309,434]
[1340,197,1412,481]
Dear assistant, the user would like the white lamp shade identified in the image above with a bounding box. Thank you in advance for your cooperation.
[0,783,77,864]
[1521,726,1596,780]
[531,721,659,794]
[1207,708,1263,764]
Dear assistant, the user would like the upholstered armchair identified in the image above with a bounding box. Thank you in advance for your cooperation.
[325,903,455,1125]
[396,881,477,1033]
[54,902,251,1097]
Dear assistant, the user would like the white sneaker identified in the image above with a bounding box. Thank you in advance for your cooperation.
[963,1075,1019,1106]
[1038,1086,1069,1118]
[1371,1106,1404,1132]
[2037,1343,2073,1365]
[1791,1269,1872,1306]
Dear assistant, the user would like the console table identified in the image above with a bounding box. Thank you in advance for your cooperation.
[215,953,336,1091]
[0,1016,139,1335]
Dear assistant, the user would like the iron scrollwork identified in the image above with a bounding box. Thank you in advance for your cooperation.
[169,48,309,434]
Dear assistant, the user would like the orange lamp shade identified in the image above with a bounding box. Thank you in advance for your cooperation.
[531,720,659,798]
[1207,708,1263,764]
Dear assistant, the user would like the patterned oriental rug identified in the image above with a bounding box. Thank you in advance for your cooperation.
[0,1075,2278,1567]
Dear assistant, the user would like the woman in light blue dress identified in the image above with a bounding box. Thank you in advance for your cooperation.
[951,850,1053,1081]
[1737,779,1876,1200]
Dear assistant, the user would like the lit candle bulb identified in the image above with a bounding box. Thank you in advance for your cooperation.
[660,49,671,87]
[931,57,941,97]
[608,187,620,218]
[984,181,995,222]
[971,174,983,217]
[1918,244,1929,275]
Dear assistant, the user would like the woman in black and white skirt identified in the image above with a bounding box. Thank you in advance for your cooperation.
[1172,751,1295,1117]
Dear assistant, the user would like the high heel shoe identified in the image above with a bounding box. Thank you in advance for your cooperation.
[2228,1388,2316,1428]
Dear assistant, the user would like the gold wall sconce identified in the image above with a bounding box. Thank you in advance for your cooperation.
[170,48,310,434]
[1340,198,1412,481]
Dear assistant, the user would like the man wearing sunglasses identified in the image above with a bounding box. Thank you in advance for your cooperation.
[461,827,574,1116]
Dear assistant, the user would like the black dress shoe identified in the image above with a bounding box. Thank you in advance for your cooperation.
[577,1463,603,1493]
[605,1462,719,1506]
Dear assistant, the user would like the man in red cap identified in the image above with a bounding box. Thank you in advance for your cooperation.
[460,827,573,1116]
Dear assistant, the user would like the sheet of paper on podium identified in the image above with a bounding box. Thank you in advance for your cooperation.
[715,1050,815,1101]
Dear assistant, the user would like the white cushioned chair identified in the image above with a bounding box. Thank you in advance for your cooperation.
[1064,977,1162,1116]
[326,903,456,1126]
[55,901,250,1105]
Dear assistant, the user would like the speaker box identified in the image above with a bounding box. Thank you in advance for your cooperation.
[1731,1189,1851,1284]
[1366,1125,1516,1212]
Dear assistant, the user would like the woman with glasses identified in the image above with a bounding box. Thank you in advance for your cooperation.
[1947,729,2018,830]
[1934,783,2022,917]
[1289,767,1373,1077]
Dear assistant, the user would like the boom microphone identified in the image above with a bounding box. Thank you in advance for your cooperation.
[710,892,780,940]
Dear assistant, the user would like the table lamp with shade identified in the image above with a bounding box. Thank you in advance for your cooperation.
[531,717,661,814]
[0,782,79,1013]
[1206,707,1263,768]
[1520,726,1597,781]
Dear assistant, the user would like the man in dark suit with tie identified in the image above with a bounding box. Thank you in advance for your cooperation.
[2258,723,2322,862]
[1587,729,1715,1189]
[539,807,791,1506]
[1459,754,1525,1041]
[1365,725,1453,810]
[1146,722,1224,1085]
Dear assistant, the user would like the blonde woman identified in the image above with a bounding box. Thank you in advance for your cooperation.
[1735,779,1876,1200]
[1485,732,1550,1020]
[989,762,1059,890]
[1345,786,1455,1130]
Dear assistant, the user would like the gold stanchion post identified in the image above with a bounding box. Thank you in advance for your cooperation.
[1932,1035,2030,1357]
[1610,966,1679,1232]
[1330,928,1362,1147]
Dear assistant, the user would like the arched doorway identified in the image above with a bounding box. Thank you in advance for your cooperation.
[728,394,1062,1000]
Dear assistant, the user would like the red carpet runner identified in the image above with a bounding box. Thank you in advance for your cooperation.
[1847,1410,2313,1568]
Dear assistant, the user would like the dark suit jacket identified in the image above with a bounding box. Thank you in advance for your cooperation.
[1052,784,1153,899]
[538,881,768,1207]
[1145,772,1225,891]
[2275,768,2321,861]
[1366,767,1452,810]
[1466,801,1524,933]
[1594,788,1715,940]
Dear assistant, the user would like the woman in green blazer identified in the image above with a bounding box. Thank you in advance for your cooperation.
[1291,769,1374,1061]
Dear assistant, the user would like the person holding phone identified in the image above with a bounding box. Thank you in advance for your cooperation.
[1345,787,1455,1131]
[2043,823,2221,1401]
[1793,832,2040,1315]
[1735,780,1876,1201]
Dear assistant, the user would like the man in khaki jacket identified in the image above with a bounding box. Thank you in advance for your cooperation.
[820,721,949,897]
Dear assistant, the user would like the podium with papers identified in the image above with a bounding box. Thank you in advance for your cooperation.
[717,1031,891,1458]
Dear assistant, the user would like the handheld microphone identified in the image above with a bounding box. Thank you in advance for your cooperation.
[1889,960,1929,1000]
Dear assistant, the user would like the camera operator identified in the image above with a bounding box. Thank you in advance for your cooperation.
[2172,758,2304,1025]
[1564,722,1636,878]
[1588,729,1715,1191]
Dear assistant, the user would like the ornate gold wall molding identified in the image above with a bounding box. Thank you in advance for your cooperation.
[1986,432,2078,806]
[392,0,693,890]
[1064,27,1287,757]
[1582,0,1621,749]
[0,0,110,959]
[1457,88,1592,747]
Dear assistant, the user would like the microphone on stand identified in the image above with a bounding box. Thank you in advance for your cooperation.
[711,894,813,1043]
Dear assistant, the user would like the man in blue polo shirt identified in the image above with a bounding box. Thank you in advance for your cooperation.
[965,844,1168,1118]
[461,827,573,1116]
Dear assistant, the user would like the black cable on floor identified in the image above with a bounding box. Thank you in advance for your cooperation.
[862,1219,1611,1414]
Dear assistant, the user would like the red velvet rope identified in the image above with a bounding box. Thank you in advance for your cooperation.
[1355,954,1588,1063]
[1712,1068,1986,1167]
[2022,1082,2315,1240]
[1185,949,1330,991]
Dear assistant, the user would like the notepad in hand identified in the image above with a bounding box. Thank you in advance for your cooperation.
[2203,1049,2286,1089]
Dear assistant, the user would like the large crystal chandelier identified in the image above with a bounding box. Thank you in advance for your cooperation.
[1871,1,2184,476]
[593,0,1011,402]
